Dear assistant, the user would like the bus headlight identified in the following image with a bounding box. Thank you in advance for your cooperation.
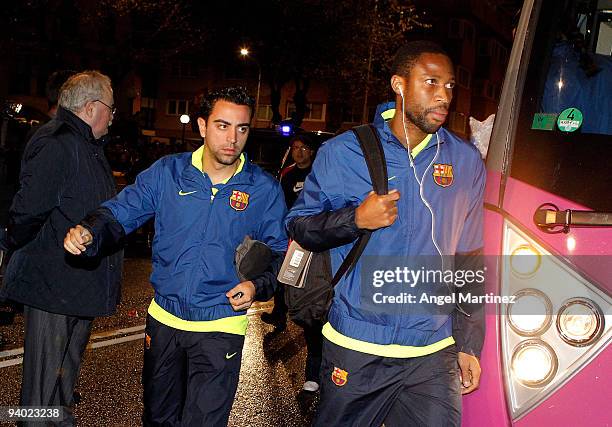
[507,289,552,336]
[511,340,558,388]
[510,245,541,277]
[556,298,604,347]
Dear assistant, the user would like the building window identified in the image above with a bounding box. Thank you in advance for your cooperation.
[256,104,273,121]
[171,62,197,78]
[481,81,499,100]
[141,97,156,109]
[224,60,250,80]
[464,22,475,45]
[340,105,376,123]
[286,102,326,121]
[167,99,189,116]
[342,106,360,123]
[478,38,490,56]
[478,38,509,65]
[449,111,467,134]
[457,66,471,89]
[449,19,462,38]
[140,97,156,129]
[496,44,508,65]
[449,19,475,44]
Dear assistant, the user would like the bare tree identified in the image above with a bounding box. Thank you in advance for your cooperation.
[322,0,431,127]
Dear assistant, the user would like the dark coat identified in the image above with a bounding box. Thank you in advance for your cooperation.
[1,107,123,317]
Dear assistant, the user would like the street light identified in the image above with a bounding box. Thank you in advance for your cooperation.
[239,47,261,124]
[179,114,190,148]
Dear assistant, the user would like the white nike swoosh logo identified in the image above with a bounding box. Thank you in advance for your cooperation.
[178,190,198,196]
[388,176,397,181]
[225,352,238,359]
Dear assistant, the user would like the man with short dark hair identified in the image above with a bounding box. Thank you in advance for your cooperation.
[1,70,119,425]
[280,135,315,208]
[286,41,485,426]
[262,135,315,332]
[64,86,288,426]
[266,134,325,393]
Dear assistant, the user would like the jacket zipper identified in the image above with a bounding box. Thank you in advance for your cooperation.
[183,180,215,316]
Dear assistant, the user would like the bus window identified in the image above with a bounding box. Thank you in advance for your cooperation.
[511,0,612,212]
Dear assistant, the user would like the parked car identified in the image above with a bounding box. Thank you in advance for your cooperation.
[245,127,333,176]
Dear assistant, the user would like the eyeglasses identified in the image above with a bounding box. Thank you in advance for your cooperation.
[94,99,116,116]
[291,146,311,152]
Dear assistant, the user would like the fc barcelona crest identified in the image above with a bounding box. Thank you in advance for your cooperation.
[331,367,348,387]
[229,190,250,211]
[432,163,454,187]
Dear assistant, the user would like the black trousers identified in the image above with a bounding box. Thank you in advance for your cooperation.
[270,284,288,319]
[20,305,93,427]
[313,339,461,427]
[303,322,323,383]
[142,315,245,427]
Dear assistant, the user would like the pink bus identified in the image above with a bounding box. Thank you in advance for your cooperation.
[462,0,612,425]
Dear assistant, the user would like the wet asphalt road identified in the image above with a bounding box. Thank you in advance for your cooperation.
[0,256,318,426]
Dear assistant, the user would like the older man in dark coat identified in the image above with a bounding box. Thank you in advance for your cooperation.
[1,70,122,425]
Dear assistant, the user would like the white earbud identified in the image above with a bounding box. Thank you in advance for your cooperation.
[397,85,404,98]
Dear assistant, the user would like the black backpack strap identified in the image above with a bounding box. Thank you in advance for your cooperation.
[352,124,388,195]
[330,125,388,287]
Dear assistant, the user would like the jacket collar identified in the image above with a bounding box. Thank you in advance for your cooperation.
[373,102,446,153]
[55,107,109,146]
[183,146,256,186]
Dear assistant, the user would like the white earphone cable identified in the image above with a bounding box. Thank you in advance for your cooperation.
[399,88,443,264]
[398,85,469,316]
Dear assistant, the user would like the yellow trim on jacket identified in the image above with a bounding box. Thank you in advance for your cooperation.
[322,322,454,358]
[148,299,248,335]
[379,108,432,158]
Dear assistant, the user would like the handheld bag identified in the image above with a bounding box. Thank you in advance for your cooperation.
[281,124,388,328]
[235,235,272,282]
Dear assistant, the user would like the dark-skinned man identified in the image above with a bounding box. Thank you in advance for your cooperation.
[286,41,485,426]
